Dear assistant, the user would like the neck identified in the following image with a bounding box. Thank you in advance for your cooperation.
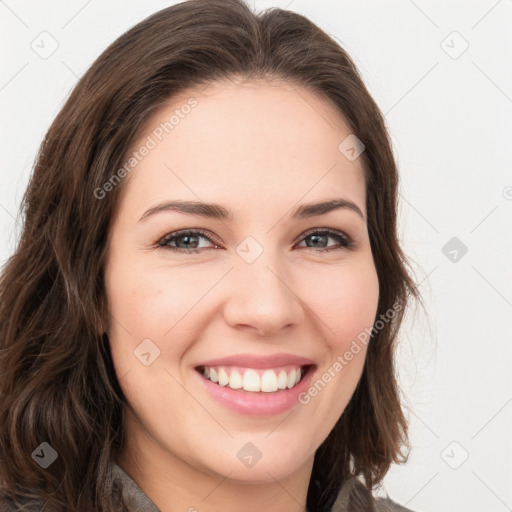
[116,420,314,512]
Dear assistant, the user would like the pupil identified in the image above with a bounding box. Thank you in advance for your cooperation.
[307,234,326,247]
[179,235,198,248]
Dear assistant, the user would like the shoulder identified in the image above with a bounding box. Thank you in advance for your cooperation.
[0,463,157,512]
[374,496,417,512]
[330,476,418,512]
[0,461,155,512]
[1,462,158,512]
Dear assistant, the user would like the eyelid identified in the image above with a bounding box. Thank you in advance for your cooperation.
[294,227,353,248]
[156,227,355,252]
[157,228,220,248]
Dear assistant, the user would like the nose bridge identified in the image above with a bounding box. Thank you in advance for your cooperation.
[223,237,303,335]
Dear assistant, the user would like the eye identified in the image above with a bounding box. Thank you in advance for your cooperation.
[157,229,219,253]
[156,228,354,254]
[295,229,354,252]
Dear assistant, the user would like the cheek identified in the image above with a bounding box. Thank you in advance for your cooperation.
[302,259,379,348]
[295,259,378,425]
[104,260,211,406]
[105,258,210,339]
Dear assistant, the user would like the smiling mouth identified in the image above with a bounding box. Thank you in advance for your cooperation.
[195,364,315,393]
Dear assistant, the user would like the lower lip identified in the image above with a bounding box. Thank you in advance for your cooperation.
[193,365,316,416]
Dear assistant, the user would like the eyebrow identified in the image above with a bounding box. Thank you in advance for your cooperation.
[138,198,365,223]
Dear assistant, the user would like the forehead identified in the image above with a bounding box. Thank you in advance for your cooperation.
[118,79,366,218]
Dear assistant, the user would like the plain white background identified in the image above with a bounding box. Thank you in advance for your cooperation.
[1,1,511,511]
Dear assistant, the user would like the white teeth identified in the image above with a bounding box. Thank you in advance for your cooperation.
[260,370,278,392]
[218,368,229,386]
[201,365,305,393]
[228,370,243,390]
[277,370,288,390]
[243,369,260,392]
[286,369,296,389]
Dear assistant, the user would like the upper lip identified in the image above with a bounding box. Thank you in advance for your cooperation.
[195,353,316,369]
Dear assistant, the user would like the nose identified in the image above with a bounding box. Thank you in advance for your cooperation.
[222,251,304,337]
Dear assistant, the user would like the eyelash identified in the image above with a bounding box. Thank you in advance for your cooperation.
[156,228,354,254]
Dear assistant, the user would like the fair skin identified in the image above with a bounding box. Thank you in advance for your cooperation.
[104,79,379,512]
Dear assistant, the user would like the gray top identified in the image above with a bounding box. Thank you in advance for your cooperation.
[1,461,416,511]
[110,461,160,511]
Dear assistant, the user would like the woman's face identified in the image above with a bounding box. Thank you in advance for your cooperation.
[104,79,379,487]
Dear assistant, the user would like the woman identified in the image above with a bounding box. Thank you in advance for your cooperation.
[0,1,421,510]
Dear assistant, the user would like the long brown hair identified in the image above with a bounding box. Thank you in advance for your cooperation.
[0,1,420,510]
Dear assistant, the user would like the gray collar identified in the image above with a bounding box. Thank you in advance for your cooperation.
[110,461,161,512]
